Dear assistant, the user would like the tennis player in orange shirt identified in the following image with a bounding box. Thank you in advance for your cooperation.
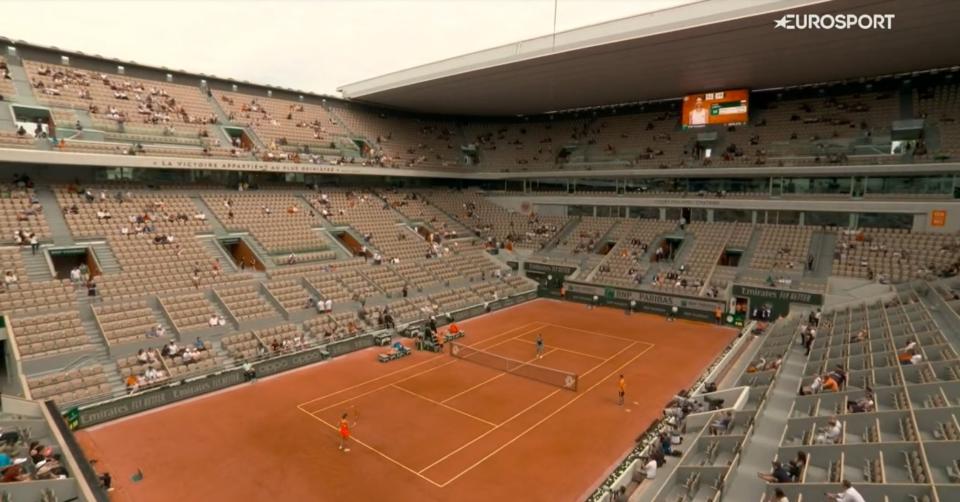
[338,413,351,452]
[618,374,626,406]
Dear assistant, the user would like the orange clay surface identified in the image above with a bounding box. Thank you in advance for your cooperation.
[77,299,736,502]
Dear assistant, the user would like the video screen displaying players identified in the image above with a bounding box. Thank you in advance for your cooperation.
[681,89,749,128]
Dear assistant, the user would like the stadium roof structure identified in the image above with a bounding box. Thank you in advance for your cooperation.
[339,0,960,116]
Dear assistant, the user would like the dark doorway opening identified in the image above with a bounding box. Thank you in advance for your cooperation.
[596,241,616,256]
[333,231,368,258]
[219,238,265,271]
[49,247,100,280]
[719,249,743,267]
[653,237,683,263]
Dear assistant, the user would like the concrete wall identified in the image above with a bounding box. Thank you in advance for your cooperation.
[486,194,960,233]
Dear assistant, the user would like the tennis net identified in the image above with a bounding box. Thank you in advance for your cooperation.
[449,342,578,391]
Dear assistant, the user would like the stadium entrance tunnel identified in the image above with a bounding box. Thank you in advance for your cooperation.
[222,126,256,150]
[524,262,577,297]
[49,247,101,280]
[596,240,616,255]
[718,249,743,267]
[11,105,55,139]
[654,237,684,263]
[332,230,365,257]
[218,237,265,271]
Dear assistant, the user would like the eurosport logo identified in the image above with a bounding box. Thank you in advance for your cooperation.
[774,13,895,30]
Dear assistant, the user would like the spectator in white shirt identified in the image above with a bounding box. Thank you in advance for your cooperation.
[816,417,842,444]
[4,271,18,287]
[209,314,219,327]
[640,457,657,480]
[324,299,333,312]
[828,480,866,502]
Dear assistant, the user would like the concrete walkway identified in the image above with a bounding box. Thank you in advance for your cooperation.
[723,342,805,501]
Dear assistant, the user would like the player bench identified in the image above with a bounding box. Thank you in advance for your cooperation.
[416,338,444,353]
[378,344,411,363]
[444,330,465,343]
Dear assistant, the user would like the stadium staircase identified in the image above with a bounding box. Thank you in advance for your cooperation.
[203,92,257,149]
[716,317,807,502]
[413,192,470,231]
[541,217,583,252]
[918,281,960,349]
[199,237,237,271]
[641,229,694,284]
[323,103,364,143]
[737,226,763,266]
[2,55,40,106]
[190,195,229,236]
[33,187,76,246]
[592,220,626,253]
[204,92,233,127]
[74,296,127,396]
[72,109,96,131]
[808,230,837,279]
[0,98,17,130]
[20,247,53,282]
[89,241,121,274]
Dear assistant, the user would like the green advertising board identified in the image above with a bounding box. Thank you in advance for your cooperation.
[731,284,824,318]
[64,407,80,430]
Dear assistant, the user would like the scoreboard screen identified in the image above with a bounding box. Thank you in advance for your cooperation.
[681,89,749,128]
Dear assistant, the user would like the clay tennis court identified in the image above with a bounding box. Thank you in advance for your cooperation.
[76,299,736,502]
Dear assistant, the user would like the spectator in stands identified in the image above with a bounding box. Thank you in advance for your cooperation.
[850,329,867,343]
[756,460,792,483]
[847,393,875,413]
[3,271,18,288]
[144,367,162,383]
[771,488,788,502]
[29,234,38,255]
[125,374,141,394]
[637,456,657,482]
[709,411,733,435]
[136,349,149,364]
[324,298,333,312]
[821,374,839,392]
[242,361,256,381]
[787,451,807,481]
[658,431,673,456]
[827,480,866,502]
[815,417,842,444]
[1,464,27,482]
